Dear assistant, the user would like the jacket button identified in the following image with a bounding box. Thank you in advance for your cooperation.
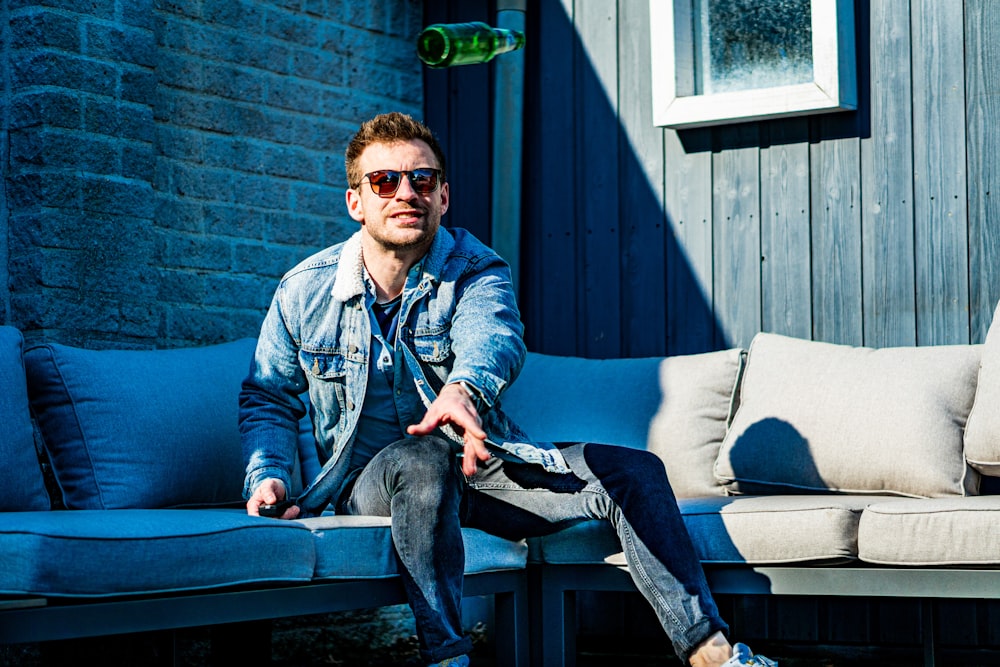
[349,344,358,354]
[347,400,355,410]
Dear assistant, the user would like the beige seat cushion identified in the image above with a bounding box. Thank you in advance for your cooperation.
[715,333,981,498]
[859,497,1000,566]
[965,300,1000,474]
[528,495,881,566]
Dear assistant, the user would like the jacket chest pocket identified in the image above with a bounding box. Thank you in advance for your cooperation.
[299,350,350,416]
[300,349,349,378]
[412,329,452,363]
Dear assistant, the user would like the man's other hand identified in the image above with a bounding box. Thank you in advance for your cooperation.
[246,478,301,519]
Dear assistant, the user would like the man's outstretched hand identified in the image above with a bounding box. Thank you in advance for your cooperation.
[407,382,490,476]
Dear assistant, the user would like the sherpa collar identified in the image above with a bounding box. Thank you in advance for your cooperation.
[330,227,455,303]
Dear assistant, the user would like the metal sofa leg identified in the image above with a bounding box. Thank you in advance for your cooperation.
[493,573,531,667]
[537,569,576,667]
[921,600,936,667]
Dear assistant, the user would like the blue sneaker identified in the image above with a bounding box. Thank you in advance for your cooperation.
[722,643,777,666]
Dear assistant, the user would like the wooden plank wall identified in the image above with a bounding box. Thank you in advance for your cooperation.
[422,2,1000,655]
[426,0,1000,358]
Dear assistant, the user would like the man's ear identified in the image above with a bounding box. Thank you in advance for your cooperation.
[439,181,449,216]
[346,187,365,222]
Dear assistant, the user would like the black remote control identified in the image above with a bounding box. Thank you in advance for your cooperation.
[259,499,295,517]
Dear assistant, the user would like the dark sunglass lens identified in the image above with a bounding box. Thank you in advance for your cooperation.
[410,169,438,193]
[369,171,401,196]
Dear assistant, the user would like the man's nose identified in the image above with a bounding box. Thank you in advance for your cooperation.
[394,172,419,199]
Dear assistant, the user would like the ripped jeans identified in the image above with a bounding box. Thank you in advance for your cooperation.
[336,436,728,664]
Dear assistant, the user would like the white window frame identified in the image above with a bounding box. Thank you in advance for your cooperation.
[650,0,857,129]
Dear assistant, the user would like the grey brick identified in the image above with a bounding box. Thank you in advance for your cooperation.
[233,242,304,282]
[156,51,206,90]
[163,305,239,344]
[262,146,323,182]
[322,153,347,187]
[285,47,346,86]
[291,182,340,217]
[330,0,375,32]
[81,175,155,218]
[204,0,265,33]
[10,127,119,174]
[168,163,235,202]
[85,22,157,68]
[8,172,79,209]
[162,232,232,272]
[269,211,328,247]
[204,273,262,307]
[121,0,156,30]
[8,0,114,19]
[154,13,206,53]
[123,143,156,181]
[155,126,205,162]
[266,76,327,114]
[157,269,206,303]
[265,7,319,47]
[302,0,328,19]
[10,10,81,51]
[155,0,204,21]
[232,172,291,210]
[121,67,157,105]
[83,98,154,142]
[204,203,266,239]
[116,300,159,338]
[9,90,82,130]
[155,196,206,233]
[12,50,119,97]
[202,61,266,104]
[11,211,86,250]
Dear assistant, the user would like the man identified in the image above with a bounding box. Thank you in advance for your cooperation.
[240,112,775,667]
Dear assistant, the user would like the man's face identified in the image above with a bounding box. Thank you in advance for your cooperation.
[346,139,449,255]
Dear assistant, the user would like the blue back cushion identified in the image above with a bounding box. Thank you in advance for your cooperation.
[0,327,51,511]
[24,338,257,509]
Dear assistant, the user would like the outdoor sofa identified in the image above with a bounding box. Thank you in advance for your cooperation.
[502,298,1000,667]
[0,298,997,667]
[0,328,528,664]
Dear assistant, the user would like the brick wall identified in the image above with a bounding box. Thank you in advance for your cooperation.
[2,0,423,348]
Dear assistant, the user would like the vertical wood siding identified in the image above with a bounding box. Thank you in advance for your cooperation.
[427,0,1000,357]
[422,0,1000,653]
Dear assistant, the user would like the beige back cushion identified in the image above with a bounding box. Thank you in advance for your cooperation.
[715,333,981,498]
[647,348,743,498]
[965,300,1000,475]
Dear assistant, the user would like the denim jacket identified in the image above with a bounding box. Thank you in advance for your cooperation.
[239,227,569,515]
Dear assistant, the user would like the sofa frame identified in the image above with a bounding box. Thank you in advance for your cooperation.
[0,569,530,665]
[534,562,1000,667]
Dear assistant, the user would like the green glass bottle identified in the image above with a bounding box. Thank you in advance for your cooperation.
[417,22,525,68]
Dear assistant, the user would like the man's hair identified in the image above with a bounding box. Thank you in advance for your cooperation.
[345,112,447,189]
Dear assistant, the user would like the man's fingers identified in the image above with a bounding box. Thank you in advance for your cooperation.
[246,479,287,517]
[461,436,491,476]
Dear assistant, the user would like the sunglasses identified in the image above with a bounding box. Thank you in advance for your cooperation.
[360,168,442,197]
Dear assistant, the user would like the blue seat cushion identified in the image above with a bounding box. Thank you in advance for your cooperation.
[0,327,51,511]
[300,515,527,578]
[0,509,316,596]
[24,339,257,509]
